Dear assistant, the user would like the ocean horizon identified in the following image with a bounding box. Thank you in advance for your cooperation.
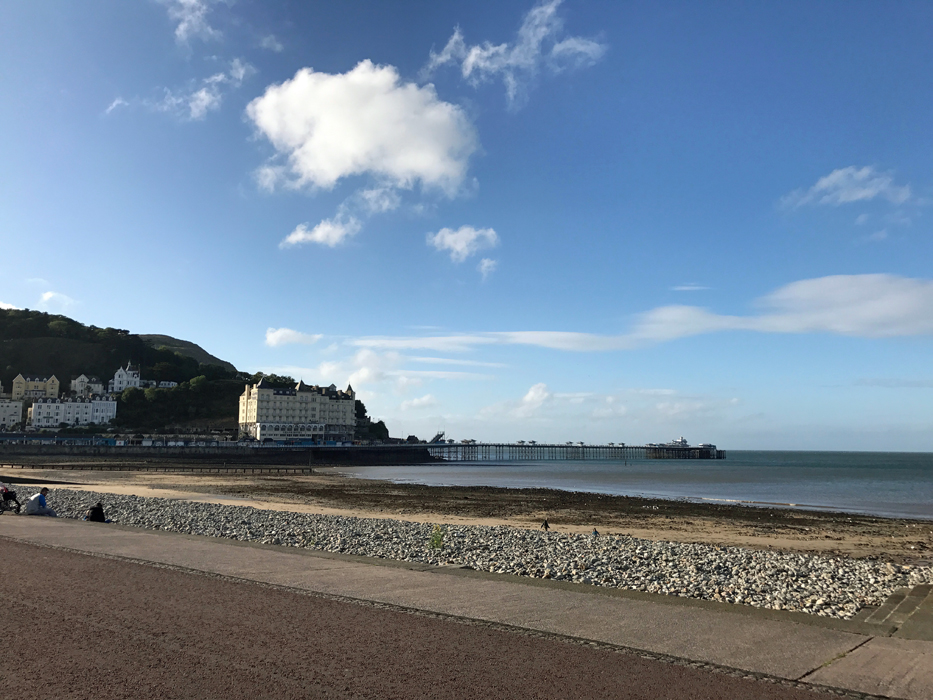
[335,450,933,521]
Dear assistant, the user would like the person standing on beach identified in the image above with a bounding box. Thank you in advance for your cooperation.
[541,518,550,532]
[25,488,57,517]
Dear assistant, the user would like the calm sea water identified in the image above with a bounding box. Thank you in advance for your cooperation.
[335,451,933,520]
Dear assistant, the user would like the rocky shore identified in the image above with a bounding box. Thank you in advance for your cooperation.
[10,486,933,620]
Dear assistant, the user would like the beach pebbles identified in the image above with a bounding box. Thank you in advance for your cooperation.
[18,487,933,620]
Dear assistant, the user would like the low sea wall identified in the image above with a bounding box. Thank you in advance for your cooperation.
[0,444,437,468]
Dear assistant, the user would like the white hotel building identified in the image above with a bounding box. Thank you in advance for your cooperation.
[28,396,118,429]
[238,380,356,442]
[0,400,23,430]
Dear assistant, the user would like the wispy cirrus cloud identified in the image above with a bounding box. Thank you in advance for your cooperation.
[855,378,933,389]
[265,328,322,347]
[160,0,221,44]
[781,166,912,209]
[478,258,498,280]
[104,98,129,115]
[409,356,505,368]
[37,291,76,313]
[859,230,889,244]
[259,34,284,52]
[150,58,254,121]
[346,274,933,353]
[424,0,607,108]
[260,348,493,399]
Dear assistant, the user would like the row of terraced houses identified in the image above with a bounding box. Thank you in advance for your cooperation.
[0,361,162,430]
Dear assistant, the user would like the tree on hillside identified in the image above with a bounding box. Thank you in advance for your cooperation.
[247,372,296,388]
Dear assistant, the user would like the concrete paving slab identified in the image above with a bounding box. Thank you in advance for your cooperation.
[805,636,933,700]
[0,517,880,687]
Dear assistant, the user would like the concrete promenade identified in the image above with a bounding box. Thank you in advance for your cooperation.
[3,516,932,699]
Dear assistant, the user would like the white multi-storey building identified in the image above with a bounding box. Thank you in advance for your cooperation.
[0,400,23,429]
[108,363,141,393]
[238,380,355,442]
[28,396,118,429]
[71,374,105,397]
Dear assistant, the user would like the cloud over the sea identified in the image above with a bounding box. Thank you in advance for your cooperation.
[343,274,933,352]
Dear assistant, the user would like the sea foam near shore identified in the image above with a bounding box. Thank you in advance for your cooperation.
[12,487,933,620]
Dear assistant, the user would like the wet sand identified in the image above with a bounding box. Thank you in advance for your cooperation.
[3,466,933,565]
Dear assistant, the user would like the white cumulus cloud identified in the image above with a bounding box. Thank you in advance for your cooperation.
[247,60,478,196]
[280,217,361,248]
[424,0,607,108]
[400,394,437,411]
[513,382,552,417]
[265,328,323,347]
[782,166,912,209]
[0,301,19,310]
[427,226,499,262]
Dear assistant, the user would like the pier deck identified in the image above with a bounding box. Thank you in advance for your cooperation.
[426,443,726,461]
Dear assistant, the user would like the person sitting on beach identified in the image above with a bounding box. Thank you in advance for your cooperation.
[541,518,550,532]
[25,488,57,517]
[1,482,21,513]
[84,501,108,523]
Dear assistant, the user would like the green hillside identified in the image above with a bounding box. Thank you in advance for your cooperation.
[0,309,237,390]
[0,309,244,431]
[139,334,236,372]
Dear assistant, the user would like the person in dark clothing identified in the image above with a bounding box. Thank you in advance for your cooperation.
[85,502,107,523]
[1,483,21,513]
[541,518,550,532]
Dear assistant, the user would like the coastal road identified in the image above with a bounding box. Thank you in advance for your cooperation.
[1,540,846,700]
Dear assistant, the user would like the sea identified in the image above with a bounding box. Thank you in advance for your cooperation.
[335,451,933,521]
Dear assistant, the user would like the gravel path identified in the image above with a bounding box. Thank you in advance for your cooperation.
[12,486,933,620]
[0,539,851,700]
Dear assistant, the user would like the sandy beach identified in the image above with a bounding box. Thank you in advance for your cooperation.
[4,466,932,565]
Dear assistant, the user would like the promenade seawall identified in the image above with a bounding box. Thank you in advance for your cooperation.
[0,444,438,468]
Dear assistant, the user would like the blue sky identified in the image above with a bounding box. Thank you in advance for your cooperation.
[2,0,933,449]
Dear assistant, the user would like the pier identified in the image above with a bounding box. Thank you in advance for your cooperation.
[426,443,725,461]
[0,440,725,471]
